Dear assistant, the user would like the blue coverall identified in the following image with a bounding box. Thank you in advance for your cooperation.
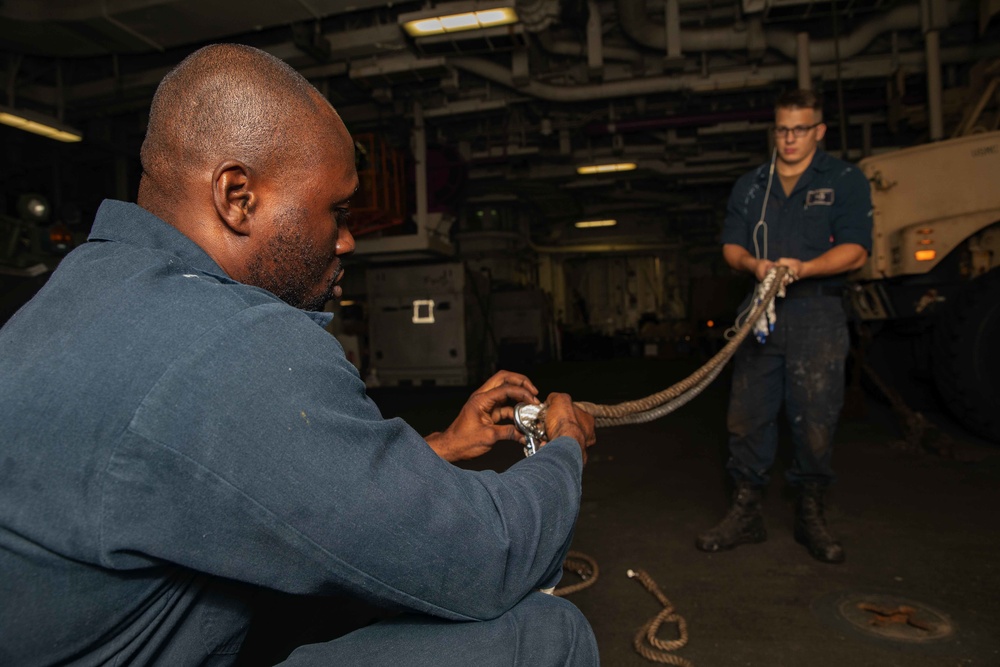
[720,149,873,488]
[0,200,597,666]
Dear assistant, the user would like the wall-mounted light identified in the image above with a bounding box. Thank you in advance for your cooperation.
[574,219,618,229]
[401,5,518,37]
[0,104,82,143]
[576,162,636,175]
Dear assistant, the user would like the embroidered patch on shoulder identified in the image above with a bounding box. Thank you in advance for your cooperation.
[806,188,835,206]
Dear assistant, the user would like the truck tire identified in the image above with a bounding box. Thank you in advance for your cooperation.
[932,268,1000,443]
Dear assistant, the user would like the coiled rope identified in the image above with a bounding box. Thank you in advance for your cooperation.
[550,266,790,664]
[627,569,693,666]
[554,550,599,597]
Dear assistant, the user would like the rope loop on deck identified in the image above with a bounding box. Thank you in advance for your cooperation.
[553,550,599,597]
[627,568,693,666]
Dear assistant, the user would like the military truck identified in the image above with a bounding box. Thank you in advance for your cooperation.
[849,128,1000,443]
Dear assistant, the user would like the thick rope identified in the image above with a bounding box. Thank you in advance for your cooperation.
[548,268,790,665]
[628,568,694,666]
[573,266,788,426]
[554,550,599,596]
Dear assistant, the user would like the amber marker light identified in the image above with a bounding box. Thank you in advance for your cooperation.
[915,250,937,261]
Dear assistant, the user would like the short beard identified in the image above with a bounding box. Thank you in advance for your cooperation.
[244,212,337,311]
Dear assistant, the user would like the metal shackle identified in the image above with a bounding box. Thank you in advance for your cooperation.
[514,402,547,457]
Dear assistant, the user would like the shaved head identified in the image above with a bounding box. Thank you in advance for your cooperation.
[139,43,331,205]
[136,43,359,310]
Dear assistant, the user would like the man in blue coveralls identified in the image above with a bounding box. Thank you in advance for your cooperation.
[696,90,873,564]
[0,44,598,665]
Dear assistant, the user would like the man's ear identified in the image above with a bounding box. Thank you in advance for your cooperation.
[815,122,828,142]
[212,160,255,235]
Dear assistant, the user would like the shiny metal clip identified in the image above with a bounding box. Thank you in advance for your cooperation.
[514,402,547,457]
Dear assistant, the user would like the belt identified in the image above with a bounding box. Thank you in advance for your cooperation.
[783,283,844,299]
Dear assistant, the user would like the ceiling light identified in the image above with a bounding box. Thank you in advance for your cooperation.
[402,6,518,37]
[0,105,82,143]
[574,219,618,229]
[576,162,636,175]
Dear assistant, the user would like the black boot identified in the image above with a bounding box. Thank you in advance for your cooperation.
[794,483,845,564]
[696,482,767,552]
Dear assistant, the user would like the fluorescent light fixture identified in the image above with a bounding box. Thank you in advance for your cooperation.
[574,219,618,229]
[0,105,82,143]
[576,162,636,175]
[402,6,518,37]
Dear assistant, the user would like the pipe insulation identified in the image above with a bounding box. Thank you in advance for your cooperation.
[451,48,974,103]
[615,0,962,63]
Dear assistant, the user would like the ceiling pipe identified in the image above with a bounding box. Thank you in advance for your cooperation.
[586,0,604,75]
[517,0,561,32]
[101,5,165,52]
[618,0,756,52]
[926,29,944,139]
[452,57,787,102]
[665,0,681,60]
[922,0,949,141]
[529,240,682,254]
[584,108,776,135]
[616,0,962,63]
[0,0,173,21]
[797,32,811,90]
[534,31,643,63]
[451,48,967,104]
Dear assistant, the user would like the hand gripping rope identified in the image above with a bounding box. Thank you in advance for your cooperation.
[514,265,790,665]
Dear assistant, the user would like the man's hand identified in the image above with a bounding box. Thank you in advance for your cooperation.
[777,244,868,279]
[425,371,540,462]
[542,393,596,464]
[723,244,775,282]
[753,258,776,282]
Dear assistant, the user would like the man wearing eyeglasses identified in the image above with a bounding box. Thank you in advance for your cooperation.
[696,90,873,564]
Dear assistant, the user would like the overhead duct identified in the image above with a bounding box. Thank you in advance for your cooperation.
[451,48,973,103]
[452,56,782,101]
[533,30,643,63]
[517,0,561,32]
[615,0,960,63]
[0,0,397,56]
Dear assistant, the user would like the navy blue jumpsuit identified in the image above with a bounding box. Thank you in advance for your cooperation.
[720,149,873,488]
[0,201,597,666]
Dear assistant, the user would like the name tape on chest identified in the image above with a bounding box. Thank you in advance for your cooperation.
[805,188,835,207]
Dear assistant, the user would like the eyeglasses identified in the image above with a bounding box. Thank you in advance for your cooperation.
[773,123,820,138]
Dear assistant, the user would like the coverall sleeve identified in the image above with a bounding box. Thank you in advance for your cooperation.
[99,304,581,622]
[831,165,874,253]
[720,170,760,252]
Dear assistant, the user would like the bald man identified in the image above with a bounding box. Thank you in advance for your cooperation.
[0,44,598,666]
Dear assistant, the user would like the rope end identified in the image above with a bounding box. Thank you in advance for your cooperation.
[627,569,636,578]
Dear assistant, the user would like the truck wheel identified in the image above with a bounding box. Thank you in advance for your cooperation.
[932,268,1000,443]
